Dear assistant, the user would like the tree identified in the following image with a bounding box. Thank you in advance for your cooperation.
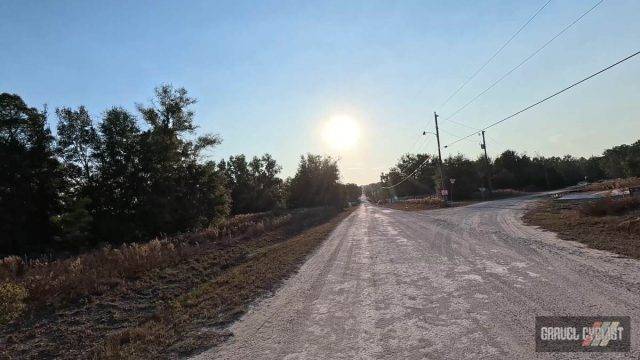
[249,154,284,211]
[581,156,606,182]
[380,153,437,199]
[442,155,480,199]
[601,141,640,178]
[287,154,343,208]
[0,93,61,254]
[55,106,99,248]
[219,154,284,214]
[555,155,585,186]
[136,85,229,236]
[218,155,251,214]
[91,108,144,243]
[56,106,98,190]
[341,183,361,204]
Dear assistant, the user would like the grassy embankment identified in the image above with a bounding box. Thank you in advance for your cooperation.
[0,207,354,359]
[524,178,640,259]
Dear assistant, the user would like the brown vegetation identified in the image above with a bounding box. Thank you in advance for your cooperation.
[98,209,353,358]
[583,177,640,192]
[579,197,640,217]
[382,196,447,211]
[523,197,640,259]
[0,207,351,359]
[0,211,295,312]
[381,189,529,212]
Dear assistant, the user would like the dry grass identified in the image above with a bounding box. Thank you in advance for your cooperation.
[380,189,529,212]
[0,282,27,325]
[583,177,640,192]
[383,196,447,211]
[579,197,640,217]
[524,199,640,259]
[94,210,353,358]
[0,207,349,359]
[0,211,297,311]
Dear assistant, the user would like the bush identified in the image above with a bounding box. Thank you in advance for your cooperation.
[0,208,328,311]
[0,282,27,325]
[584,177,640,191]
[0,256,25,280]
[406,196,446,208]
[580,197,640,217]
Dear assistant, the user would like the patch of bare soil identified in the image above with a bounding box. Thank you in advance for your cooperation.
[0,208,354,359]
[523,200,640,259]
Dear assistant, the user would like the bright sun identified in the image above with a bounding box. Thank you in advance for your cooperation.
[322,115,360,150]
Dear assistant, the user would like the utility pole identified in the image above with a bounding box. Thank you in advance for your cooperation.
[434,112,445,199]
[480,130,493,196]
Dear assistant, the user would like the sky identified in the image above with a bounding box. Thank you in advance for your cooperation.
[1,0,639,185]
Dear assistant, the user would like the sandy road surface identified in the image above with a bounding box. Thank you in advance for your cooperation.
[194,196,640,359]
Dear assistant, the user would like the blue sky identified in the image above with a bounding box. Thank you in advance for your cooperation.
[1,0,639,184]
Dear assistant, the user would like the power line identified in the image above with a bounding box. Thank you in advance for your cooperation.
[406,120,433,154]
[438,0,553,110]
[439,128,462,138]
[444,49,640,149]
[485,133,509,151]
[443,0,604,125]
[381,156,433,189]
[382,134,436,189]
[415,135,433,153]
[407,134,423,154]
[443,117,480,131]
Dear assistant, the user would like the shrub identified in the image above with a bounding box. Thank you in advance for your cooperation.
[0,282,27,325]
[584,177,640,191]
[406,196,447,208]
[580,197,640,217]
[0,256,25,280]
[0,207,329,311]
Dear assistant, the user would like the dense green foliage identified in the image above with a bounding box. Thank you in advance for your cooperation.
[0,87,357,256]
[0,94,61,254]
[218,154,285,214]
[287,154,343,208]
[341,183,362,204]
[366,140,640,202]
[0,86,232,255]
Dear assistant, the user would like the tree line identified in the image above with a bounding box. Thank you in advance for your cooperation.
[0,86,361,256]
[365,140,640,202]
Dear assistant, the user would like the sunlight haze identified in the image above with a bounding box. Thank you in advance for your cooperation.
[1,0,639,184]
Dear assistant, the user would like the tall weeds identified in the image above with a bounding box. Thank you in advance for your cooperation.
[0,208,330,318]
[579,197,640,217]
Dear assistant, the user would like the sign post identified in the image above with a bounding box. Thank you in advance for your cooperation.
[449,178,456,203]
[479,187,487,200]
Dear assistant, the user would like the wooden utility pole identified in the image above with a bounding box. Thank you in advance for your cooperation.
[481,130,493,196]
[434,112,445,198]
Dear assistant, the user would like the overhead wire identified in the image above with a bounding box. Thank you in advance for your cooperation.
[381,134,437,189]
[380,155,433,189]
[438,0,553,111]
[443,49,640,149]
[442,0,605,125]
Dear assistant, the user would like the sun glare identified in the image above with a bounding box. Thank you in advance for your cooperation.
[322,115,360,150]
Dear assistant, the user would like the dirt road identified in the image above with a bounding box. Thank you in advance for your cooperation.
[194,196,640,359]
